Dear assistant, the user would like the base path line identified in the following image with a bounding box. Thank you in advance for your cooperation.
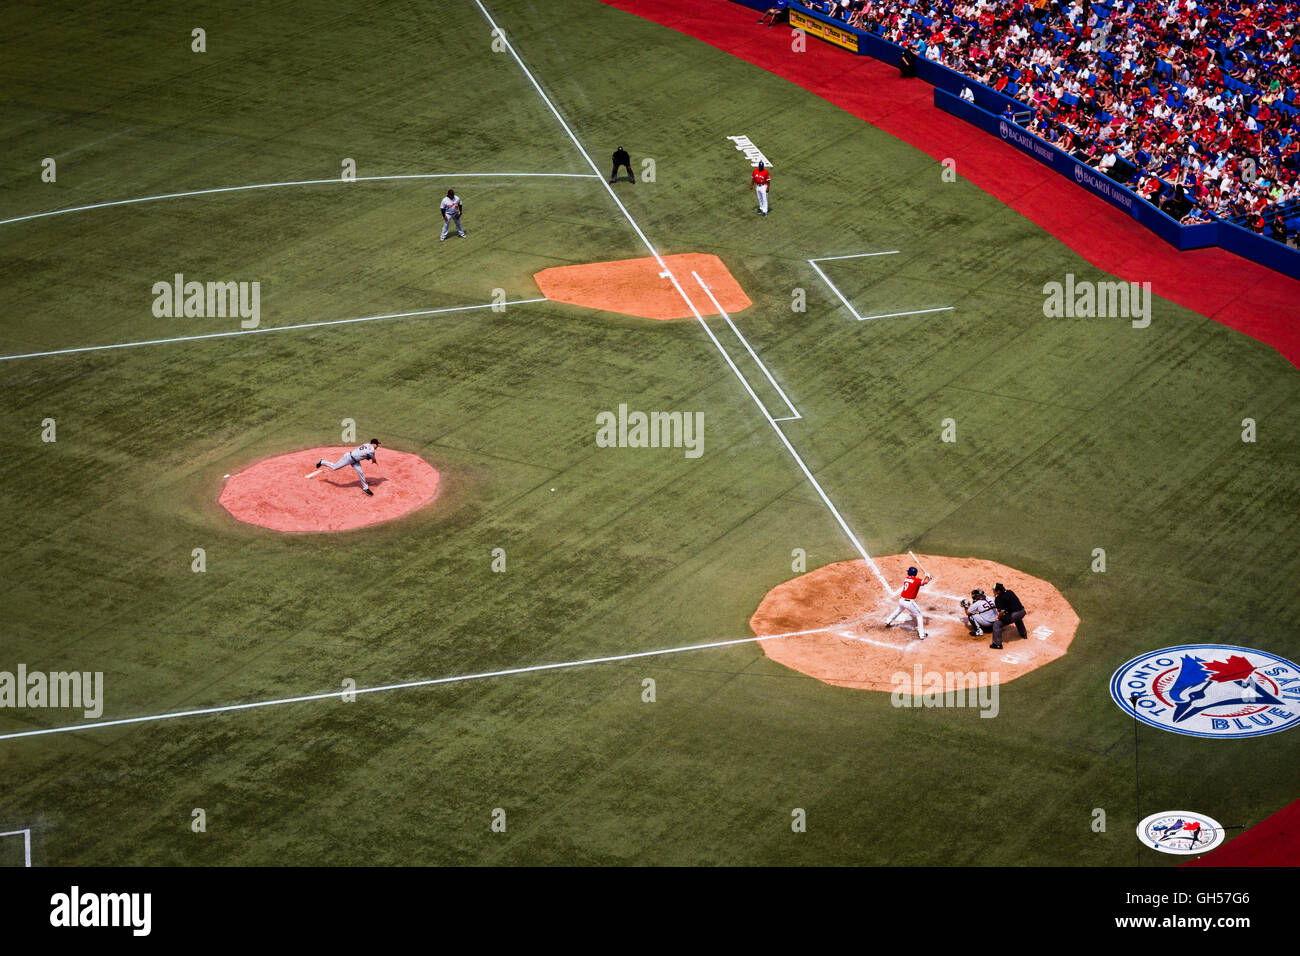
[476,0,890,594]
[0,172,601,228]
[0,625,838,742]
[692,270,800,421]
[0,298,548,363]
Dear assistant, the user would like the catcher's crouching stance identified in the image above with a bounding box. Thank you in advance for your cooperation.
[316,440,381,496]
[962,583,1028,649]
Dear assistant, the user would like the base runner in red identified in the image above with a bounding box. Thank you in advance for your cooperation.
[219,447,441,532]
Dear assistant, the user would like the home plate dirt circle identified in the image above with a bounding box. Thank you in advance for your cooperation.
[749,554,1079,690]
[219,447,441,532]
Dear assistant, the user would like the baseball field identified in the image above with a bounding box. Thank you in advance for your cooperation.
[0,0,1296,868]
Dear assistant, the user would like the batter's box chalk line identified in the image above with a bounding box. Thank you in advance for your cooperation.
[807,251,955,322]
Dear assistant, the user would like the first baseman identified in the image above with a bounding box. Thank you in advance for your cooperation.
[884,566,931,639]
[750,161,770,216]
[440,189,466,241]
[316,440,381,496]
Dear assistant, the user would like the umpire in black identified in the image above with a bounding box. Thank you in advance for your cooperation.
[610,146,634,184]
[993,583,1028,639]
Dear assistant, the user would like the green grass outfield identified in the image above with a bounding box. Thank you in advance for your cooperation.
[0,0,1295,866]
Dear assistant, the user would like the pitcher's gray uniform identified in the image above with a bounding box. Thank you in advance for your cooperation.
[316,440,380,496]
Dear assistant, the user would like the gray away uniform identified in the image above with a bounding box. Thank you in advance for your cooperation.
[321,443,377,491]
[966,598,999,636]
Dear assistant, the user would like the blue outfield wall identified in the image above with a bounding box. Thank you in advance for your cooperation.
[936,90,1300,279]
[728,0,1300,281]
[935,89,1218,252]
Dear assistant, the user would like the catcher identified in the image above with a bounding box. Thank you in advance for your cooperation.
[440,188,466,241]
[961,589,1001,647]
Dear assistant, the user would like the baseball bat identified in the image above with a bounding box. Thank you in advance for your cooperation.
[305,469,322,479]
[908,550,929,577]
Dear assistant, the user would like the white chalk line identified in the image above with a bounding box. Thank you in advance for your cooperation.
[691,271,800,421]
[0,829,32,867]
[0,298,548,362]
[475,0,891,595]
[0,624,843,742]
[857,307,955,321]
[811,251,900,262]
[0,172,601,227]
[806,253,953,322]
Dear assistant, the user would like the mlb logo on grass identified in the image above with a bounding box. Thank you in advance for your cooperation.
[1110,644,1300,738]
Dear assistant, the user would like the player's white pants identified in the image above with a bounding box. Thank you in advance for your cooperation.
[755,183,768,215]
[440,214,464,239]
[886,598,925,637]
[324,453,369,491]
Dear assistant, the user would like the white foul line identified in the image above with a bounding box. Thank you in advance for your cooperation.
[0,624,841,742]
[807,253,953,322]
[0,829,32,867]
[475,0,890,593]
[856,307,955,321]
[0,172,601,228]
[811,251,900,262]
[691,270,800,422]
[0,298,548,362]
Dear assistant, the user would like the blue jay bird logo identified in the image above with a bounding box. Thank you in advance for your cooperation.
[1166,653,1283,724]
[1110,645,1300,739]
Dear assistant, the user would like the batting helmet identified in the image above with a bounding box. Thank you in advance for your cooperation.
[907,566,918,576]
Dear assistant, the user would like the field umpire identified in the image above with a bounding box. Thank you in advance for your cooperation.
[610,146,635,184]
[993,583,1028,640]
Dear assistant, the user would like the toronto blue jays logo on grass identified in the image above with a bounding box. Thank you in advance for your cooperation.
[1136,811,1225,855]
[1110,644,1300,738]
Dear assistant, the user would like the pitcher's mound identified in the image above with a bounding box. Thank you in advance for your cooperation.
[750,554,1079,690]
[219,447,441,532]
[534,253,750,319]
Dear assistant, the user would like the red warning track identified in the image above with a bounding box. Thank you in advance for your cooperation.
[219,447,441,532]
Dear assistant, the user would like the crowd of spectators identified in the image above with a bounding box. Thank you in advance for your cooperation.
[799,0,1300,244]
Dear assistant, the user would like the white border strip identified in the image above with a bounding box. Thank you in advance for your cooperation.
[0,298,548,362]
[0,625,838,741]
[0,172,600,227]
[807,253,953,322]
[0,829,32,867]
